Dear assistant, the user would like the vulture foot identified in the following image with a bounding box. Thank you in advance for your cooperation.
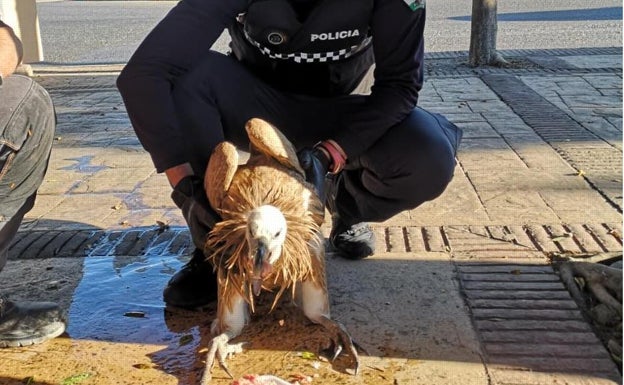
[317,315,360,375]
[200,333,245,384]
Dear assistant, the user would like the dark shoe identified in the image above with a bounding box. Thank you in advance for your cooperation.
[325,173,375,260]
[0,296,66,348]
[330,217,376,260]
[163,248,218,309]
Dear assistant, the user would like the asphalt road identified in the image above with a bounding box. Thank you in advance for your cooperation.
[36,0,623,64]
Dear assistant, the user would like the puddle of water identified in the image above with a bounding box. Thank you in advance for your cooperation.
[66,255,218,379]
[59,155,110,173]
[0,254,218,385]
[68,255,188,343]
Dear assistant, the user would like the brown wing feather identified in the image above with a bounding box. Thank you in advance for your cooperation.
[245,118,305,177]
[205,141,239,213]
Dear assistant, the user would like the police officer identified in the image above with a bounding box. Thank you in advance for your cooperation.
[117,0,462,309]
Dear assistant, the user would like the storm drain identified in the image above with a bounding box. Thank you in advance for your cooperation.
[481,74,623,212]
[456,262,621,383]
[9,227,193,260]
[10,222,621,260]
[380,223,621,257]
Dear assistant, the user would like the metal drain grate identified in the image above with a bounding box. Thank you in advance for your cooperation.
[380,223,622,257]
[9,227,193,260]
[456,262,621,383]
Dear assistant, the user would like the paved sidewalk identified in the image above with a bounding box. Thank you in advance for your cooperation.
[0,47,621,385]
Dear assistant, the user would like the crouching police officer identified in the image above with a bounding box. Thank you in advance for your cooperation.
[117,0,462,309]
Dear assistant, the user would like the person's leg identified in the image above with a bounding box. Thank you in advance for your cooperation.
[329,107,462,259]
[0,195,35,271]
[0,75,64,347]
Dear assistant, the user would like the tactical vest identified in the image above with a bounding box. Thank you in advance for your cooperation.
[229,0,375,97]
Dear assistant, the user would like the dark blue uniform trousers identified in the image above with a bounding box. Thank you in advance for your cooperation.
[172,52,462,225]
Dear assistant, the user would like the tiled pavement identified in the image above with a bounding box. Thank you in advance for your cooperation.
[2,47,622,385]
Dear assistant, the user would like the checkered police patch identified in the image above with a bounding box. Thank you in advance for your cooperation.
[244,30,372,63]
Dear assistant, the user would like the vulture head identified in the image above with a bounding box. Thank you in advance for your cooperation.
[246,205,287,296]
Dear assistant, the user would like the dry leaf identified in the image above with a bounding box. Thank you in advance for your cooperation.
[156,220,170,233]
[179,334,194,346]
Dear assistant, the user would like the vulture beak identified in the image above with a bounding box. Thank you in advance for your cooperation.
[246,205,286,297]
[252,239,268,296]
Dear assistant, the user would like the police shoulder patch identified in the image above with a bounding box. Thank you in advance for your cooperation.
[403,0,425,11]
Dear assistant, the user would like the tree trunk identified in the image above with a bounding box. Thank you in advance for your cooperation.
[469,0,506,67]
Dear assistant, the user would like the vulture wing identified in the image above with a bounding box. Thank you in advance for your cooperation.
[245,118,305,177]
[205,141,239,213]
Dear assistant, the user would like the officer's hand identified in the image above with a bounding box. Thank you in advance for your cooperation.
[297,147,330,202]
[171,175,221,250]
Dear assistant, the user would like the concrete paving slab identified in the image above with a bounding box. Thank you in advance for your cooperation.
[558,55,623,69]
[405,169,491,226]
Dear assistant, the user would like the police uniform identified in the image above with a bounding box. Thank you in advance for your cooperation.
[118,0,462,224]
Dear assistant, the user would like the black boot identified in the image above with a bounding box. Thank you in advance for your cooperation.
[329,218,376,260]
[0,295,66,348]
[326,174,376,260]
[163,248,218,309]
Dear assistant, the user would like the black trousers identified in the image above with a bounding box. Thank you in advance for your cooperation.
[172,51,462,225]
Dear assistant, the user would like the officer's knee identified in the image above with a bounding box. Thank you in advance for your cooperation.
[401,108,459,205]
[421,151,456,202]
[400,148,455,210]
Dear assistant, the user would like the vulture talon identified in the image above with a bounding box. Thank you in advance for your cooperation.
[331,342,343,362]
[317,315,360,375]
[201,333,244,384]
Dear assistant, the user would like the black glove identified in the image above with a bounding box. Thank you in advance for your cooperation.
[171,175,221,250]
[297,147,330,203]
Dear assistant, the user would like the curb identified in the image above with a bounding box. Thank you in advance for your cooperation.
[28,46,623,76]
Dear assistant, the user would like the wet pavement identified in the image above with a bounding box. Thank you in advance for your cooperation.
[0,47,622,385]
